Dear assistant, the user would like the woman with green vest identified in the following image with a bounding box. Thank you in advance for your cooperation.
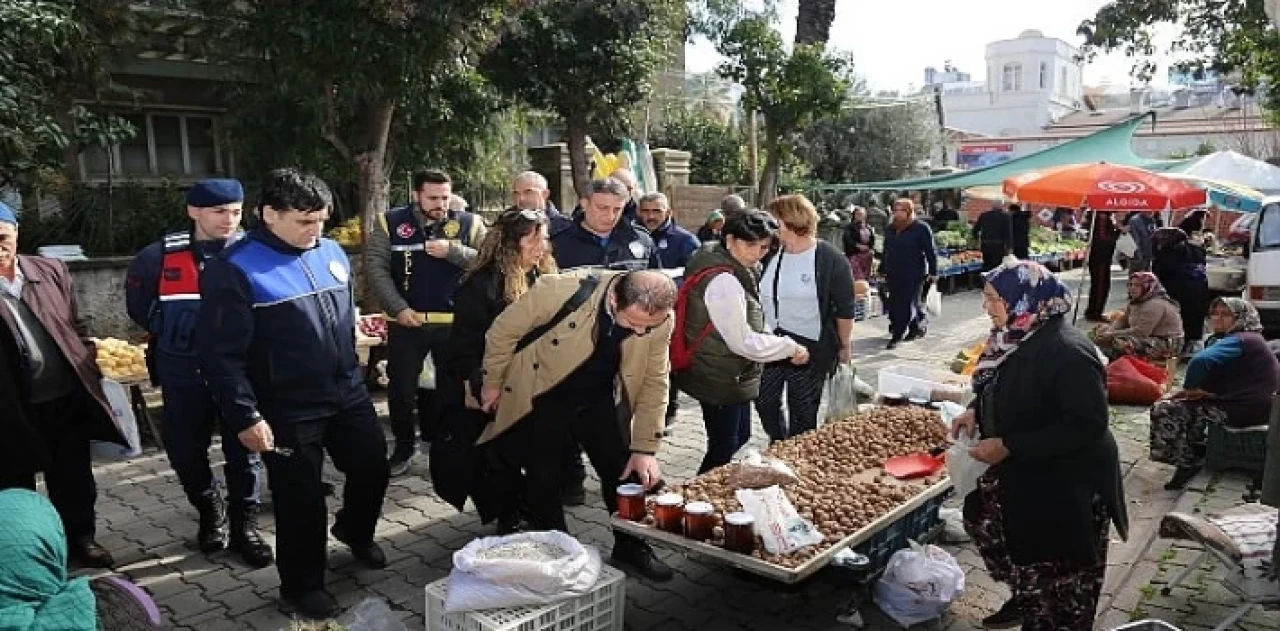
[674,211,811,473]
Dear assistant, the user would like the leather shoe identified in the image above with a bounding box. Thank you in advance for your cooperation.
[1165,466,1201,491]
[331,524,387,569]
[905,328,926,341]
[69,538,114,569]
[886,338,901,350]
[284,589,339,620]
[611,539,673,582]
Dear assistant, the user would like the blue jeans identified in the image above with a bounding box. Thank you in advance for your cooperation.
[698,401,752,474]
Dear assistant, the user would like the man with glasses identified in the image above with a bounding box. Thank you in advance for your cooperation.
[550,177,660,504]
[477,269,678,582]
[367,169,486,476]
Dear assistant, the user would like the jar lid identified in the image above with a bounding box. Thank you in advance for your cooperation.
[685,501,713,514]
[725,511,754,525]
[655,493,684,506]
[617,483,645,496]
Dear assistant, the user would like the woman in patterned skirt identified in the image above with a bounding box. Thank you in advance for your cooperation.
[952,261,1129,630]
[1150,298,1280,490]
[1090,272,1184,362]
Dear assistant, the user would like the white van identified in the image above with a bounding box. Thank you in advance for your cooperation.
[1247,197,1280,335]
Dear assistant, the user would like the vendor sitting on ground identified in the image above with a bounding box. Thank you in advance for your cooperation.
[1090,272,1184,363]
[1150,298,1280,491]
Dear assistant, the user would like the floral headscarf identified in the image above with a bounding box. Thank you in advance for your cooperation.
[1212,297,1264,334]
[972,261,1074,393]
[1128,271,1175,304]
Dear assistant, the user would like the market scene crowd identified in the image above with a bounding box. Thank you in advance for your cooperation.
[0,163,1277,630]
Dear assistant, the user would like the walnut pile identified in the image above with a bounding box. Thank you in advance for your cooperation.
[663,405,950,568]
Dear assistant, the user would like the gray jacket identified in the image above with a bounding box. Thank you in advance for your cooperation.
[365,207,486,316]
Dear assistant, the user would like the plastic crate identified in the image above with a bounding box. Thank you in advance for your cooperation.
[877,363,970,400]
[1109,620,1181,631]
[424,565,626,631]
[1205,422,1268,474]
[852,490,951,572]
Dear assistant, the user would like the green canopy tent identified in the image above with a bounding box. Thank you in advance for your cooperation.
[819,112,1189,192]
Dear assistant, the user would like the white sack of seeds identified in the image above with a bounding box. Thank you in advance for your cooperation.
[446,531,602,612]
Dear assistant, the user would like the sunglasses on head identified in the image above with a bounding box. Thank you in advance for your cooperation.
[501,208,546,223]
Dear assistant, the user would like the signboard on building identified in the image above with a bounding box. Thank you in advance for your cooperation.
[957,144,1015,169]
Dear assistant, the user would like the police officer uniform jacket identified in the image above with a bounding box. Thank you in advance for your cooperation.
[646,218,700,269]
[549,214,660,272]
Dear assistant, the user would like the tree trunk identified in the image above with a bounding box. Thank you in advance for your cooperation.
[758,126,783,207]
[795,0,837,46]
[348,100,395,309]
[566,118,591,200]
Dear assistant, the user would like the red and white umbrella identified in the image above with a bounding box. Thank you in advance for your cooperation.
[1003,163,1208,211]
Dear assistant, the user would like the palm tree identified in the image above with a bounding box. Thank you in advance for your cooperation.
[795,0,837,46]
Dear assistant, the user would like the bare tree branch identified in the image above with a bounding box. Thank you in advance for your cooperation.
[320,78,353,161]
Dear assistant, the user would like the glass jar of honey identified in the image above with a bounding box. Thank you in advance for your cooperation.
[724,512,756,554]
[683,501,715,541]
[653,493,684,534]
[616,483,646,521]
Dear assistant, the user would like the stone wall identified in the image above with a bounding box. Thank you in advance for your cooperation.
[668,184,734,231]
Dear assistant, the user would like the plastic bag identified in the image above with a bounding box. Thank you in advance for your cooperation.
[340,597,406,631]
[90,379,142,461]
[418,353,436,390]
[924,285,942,318]
[1106,357,1163,406]
[1116,233,1138,258]
[825,362,862,422]
[726,449,799,489]
[735,486,824,556]
[945,432,989,500]
[445,531,601,613]
[1118,355,1169,385]
[873,541,965,628]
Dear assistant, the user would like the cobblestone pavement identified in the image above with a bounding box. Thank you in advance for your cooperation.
[71,269,1276,630]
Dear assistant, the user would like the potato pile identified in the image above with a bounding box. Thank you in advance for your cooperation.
[94,337,147,380]
[665,406,950,568]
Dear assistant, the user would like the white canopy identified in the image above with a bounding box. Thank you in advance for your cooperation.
[1175,150,1280,195]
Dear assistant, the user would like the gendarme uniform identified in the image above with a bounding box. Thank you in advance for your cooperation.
[123,179,271,568]
[371,204,485,468]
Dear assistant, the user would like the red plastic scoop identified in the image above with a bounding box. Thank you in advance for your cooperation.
[884,453,944,479]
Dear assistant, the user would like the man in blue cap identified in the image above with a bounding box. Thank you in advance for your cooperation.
[125,179,272,568]
[0,200,125,568]
[198,168,389,619]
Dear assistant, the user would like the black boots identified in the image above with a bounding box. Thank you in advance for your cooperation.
[1165,465,1202,491]
[195,496,228,553]
[68,537,115,569]
[228,505,275,569]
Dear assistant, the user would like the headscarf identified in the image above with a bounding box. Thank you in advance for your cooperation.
[972,261,1074,393]
[1128,271,1175,305]
[0,490,96,630]
[1213,297,1264,335]
[1153,226,1187,250]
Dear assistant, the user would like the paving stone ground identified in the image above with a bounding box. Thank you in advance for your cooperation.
[69,268,1278,630]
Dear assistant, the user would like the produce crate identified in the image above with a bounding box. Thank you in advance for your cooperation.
[424,565,625,631]
[851,489,950,571]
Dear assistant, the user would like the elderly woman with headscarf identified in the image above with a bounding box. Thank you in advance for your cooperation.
[1090,272,1184,363]
[842,206,876,281]
[1150,298,1280,490]
[951,261,1128,631]
[1152,226,1209,355]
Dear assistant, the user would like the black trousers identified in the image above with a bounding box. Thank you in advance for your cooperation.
[1167,280,1209,341]
[755,360,828,442]
[263,397,389,596]
[981,243,1008,272]
[386,322,451,447]
[1,388,98,541]
[498,393,629,533]
[1085,253,1115,319]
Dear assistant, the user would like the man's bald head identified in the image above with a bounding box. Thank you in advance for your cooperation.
[615,270,676,313]
[611,168,638,198]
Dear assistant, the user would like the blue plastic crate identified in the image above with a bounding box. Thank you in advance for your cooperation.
[851,490,952,572]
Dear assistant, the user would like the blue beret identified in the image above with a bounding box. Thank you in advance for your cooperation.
[0,200,16,226]
[187,179,244,208]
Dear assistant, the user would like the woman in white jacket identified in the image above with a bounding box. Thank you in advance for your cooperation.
[673,210,810,473]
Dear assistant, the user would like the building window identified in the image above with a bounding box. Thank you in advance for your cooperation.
[1039,62,1048,89]
[79,112,224,180]
[1002,63,1022,92]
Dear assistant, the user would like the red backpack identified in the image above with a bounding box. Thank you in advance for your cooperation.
[670,265,734,373]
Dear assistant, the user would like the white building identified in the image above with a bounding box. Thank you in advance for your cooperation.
[937,30,1084,138]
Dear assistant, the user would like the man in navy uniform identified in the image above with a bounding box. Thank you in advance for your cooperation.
[125,179,272,568]
[197,169,389,619]
[549,177,660,505]
[366,169,486,476]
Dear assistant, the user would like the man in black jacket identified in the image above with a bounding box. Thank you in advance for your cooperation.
[972,203,1013,271]
[1009,204,1032,260]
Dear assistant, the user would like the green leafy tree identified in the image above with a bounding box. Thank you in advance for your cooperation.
[197,0,534,237]
[0,0,135,191]
[717,15,852,204]
[483,0,683,197]
[650,106,746,184]
[1078,1,1280,114]
[801,100,939,184]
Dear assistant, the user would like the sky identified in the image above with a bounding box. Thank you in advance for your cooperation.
[685,0,1176,92]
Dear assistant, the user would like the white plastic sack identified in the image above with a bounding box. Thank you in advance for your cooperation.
[924,285,942,318]
[418,353,436,390]
[90,378,142,461]
[735,485,824,556]
[825,362,862,422]
[445,531,602,613]
[874,541,965,628]
[1116,233,1138,258]
[945,433,989,500]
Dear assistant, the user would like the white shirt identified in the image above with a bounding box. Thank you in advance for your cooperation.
[0,263,24,299]
[761,245,822,341]
[704,273,798,363]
